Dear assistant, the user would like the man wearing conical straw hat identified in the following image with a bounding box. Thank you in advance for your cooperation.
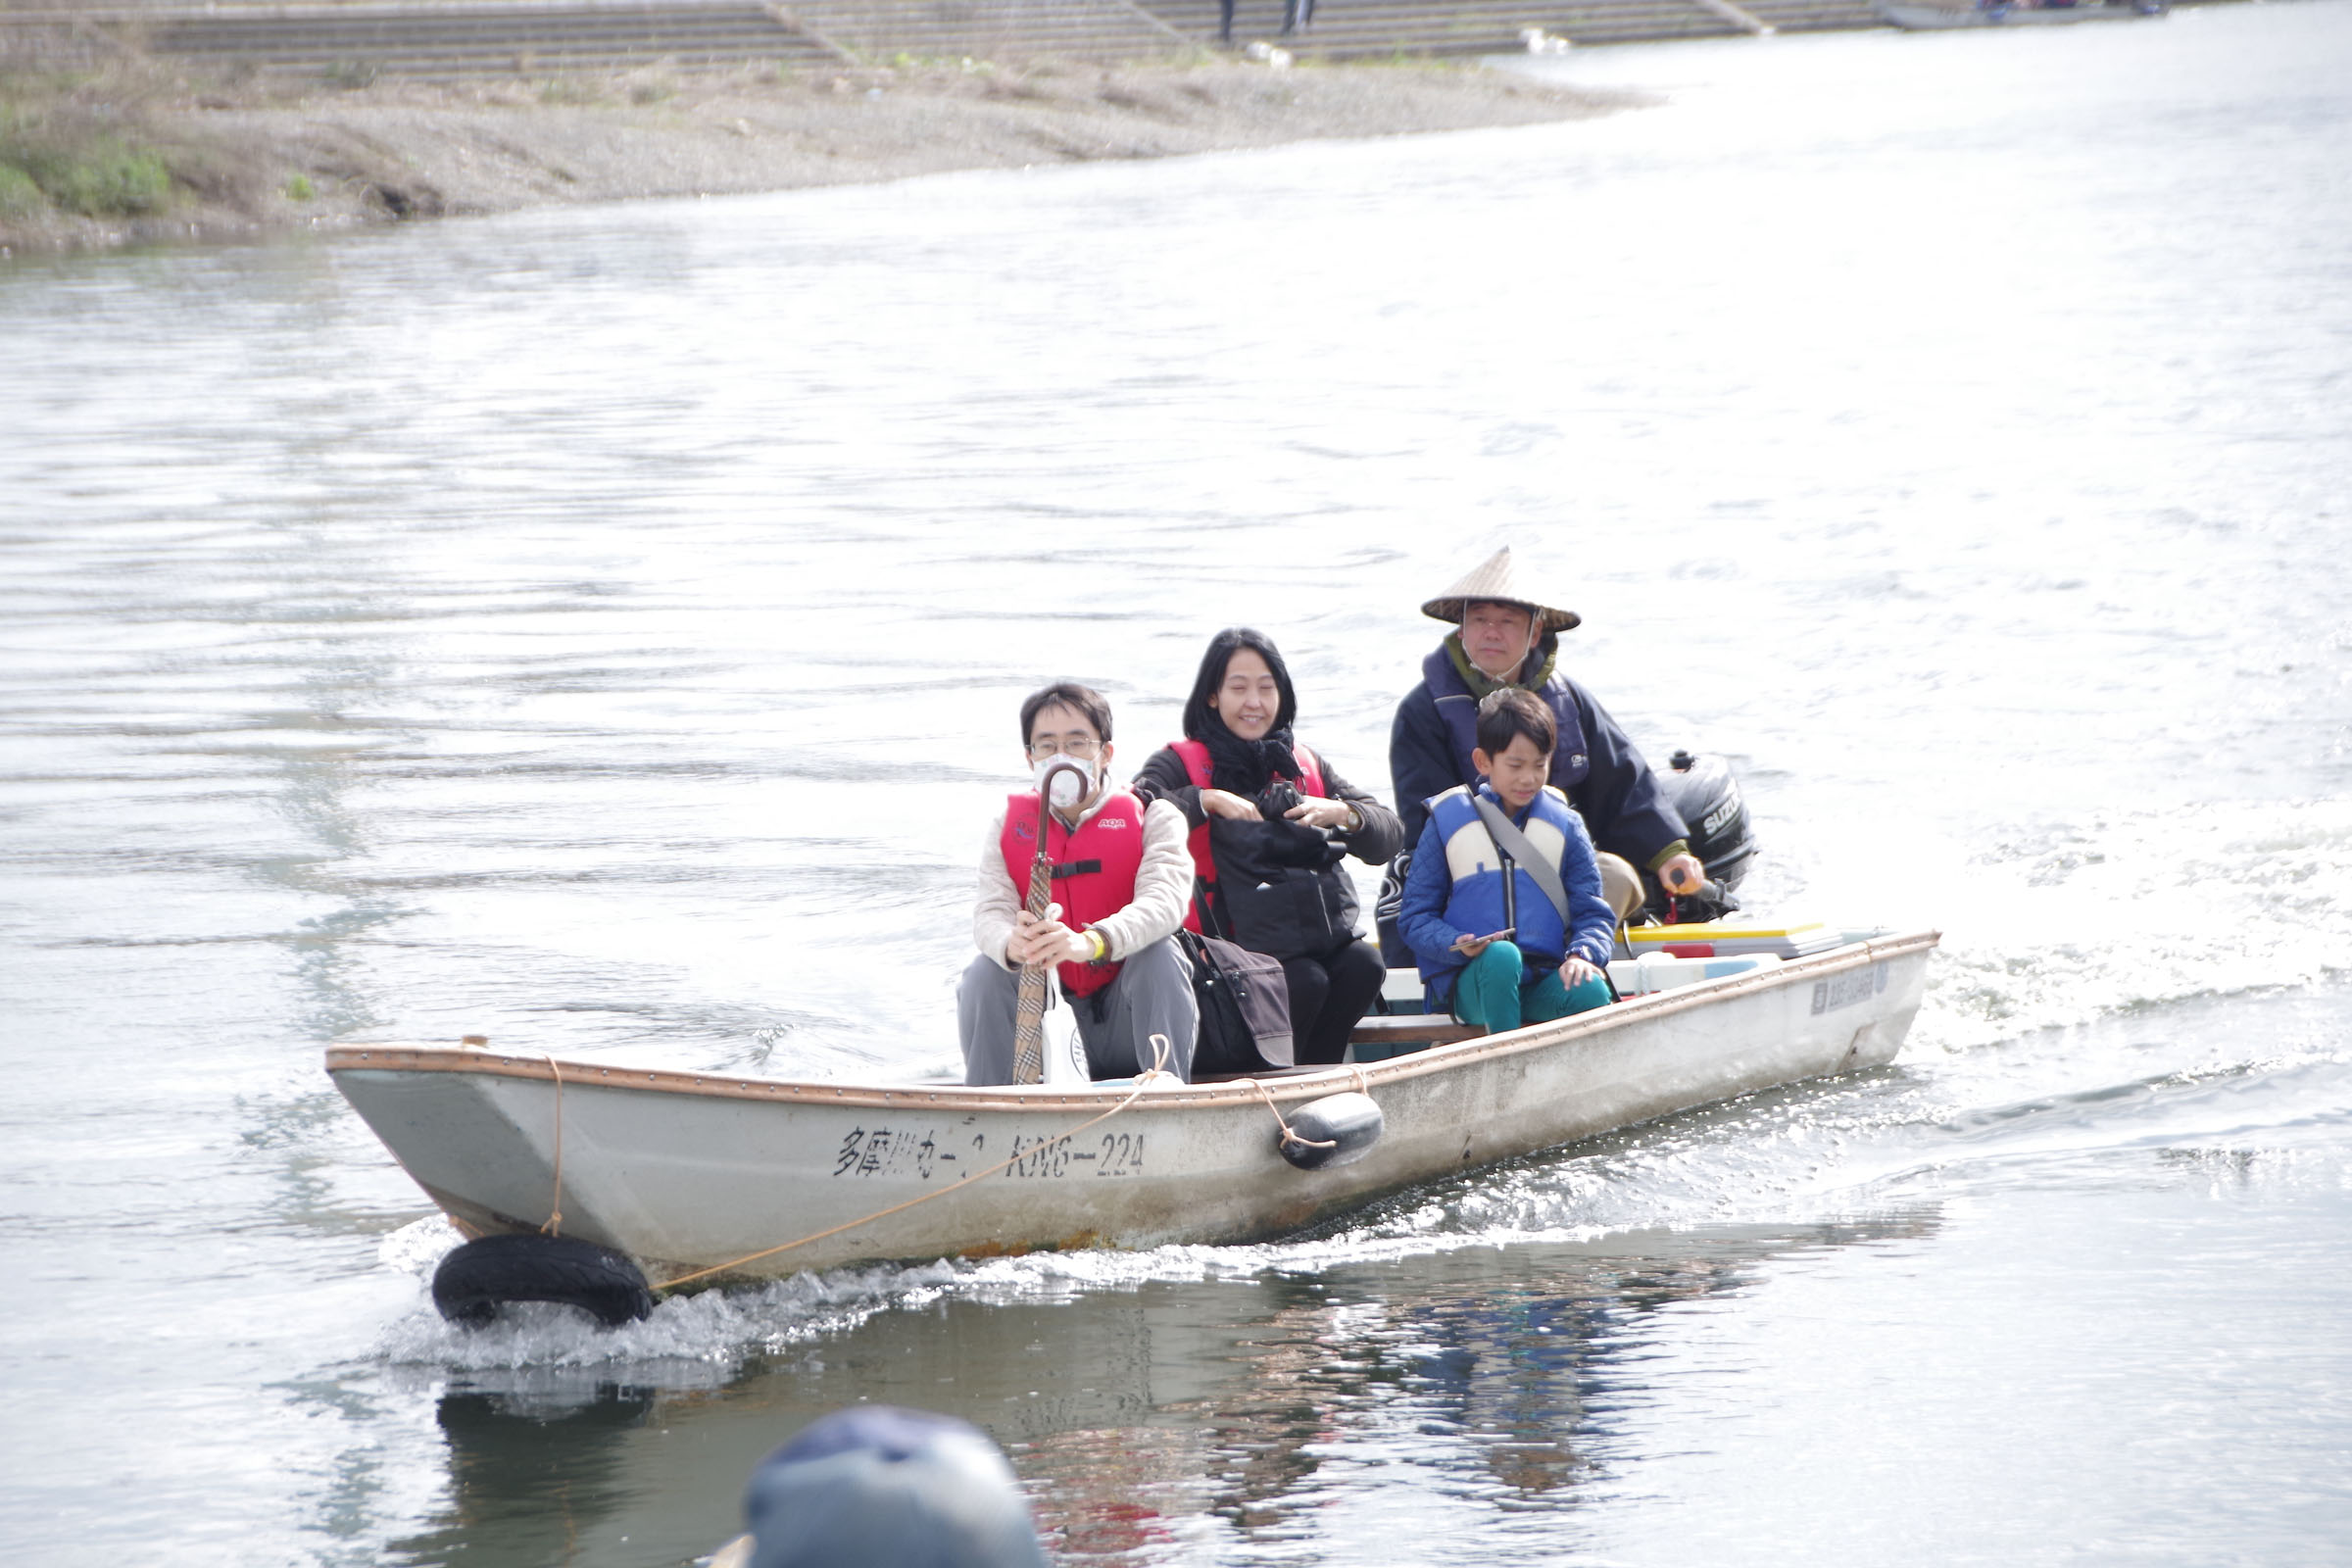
[1390,546,1707,923]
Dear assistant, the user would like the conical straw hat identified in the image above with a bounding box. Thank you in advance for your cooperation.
[1420,547,1580,632]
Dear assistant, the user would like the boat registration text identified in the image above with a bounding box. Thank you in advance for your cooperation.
[1812,963,1888,1015]
[834,1126,1148,1181]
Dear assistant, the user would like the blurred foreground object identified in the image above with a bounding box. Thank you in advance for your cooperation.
[710,1405,1048,1568]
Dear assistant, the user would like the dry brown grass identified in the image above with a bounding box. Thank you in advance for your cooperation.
[0,25,1634,254]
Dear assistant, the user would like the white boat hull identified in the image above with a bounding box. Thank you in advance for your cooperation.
[328,930,1937,1286]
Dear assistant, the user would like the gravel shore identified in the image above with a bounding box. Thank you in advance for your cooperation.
[0,57,1642,255]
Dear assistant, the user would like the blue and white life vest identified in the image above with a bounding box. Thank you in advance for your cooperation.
[1417,783,1579,985]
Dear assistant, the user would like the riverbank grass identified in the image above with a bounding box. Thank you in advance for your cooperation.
[1,124,176,219]
[1,40,1635,255]
[1,51,223,236]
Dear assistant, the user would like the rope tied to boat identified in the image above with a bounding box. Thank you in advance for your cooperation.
[1246,1063,1373,1155]
[1245,1076,1332,1152]
[652,1033,1179,1295]
[539,1054,564,1238]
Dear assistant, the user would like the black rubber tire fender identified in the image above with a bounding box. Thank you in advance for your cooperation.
[430,1233,656,1329]
[1278,1091,1385,1170]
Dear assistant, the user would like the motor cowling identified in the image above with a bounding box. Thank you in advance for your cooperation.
[1646,750,1756,920]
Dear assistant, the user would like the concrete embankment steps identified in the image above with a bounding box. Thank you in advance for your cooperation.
[1138,0,1884,57]
[1149,0,1731,53]
[128,3,843,78]
[779,0,1185,63]
[45,0,1192,75]
[1740,0,1886,31]
[12,0,1898,80]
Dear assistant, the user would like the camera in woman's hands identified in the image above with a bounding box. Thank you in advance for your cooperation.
[1255,778,1304,819]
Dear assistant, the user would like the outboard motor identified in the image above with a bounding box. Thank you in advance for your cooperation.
[1645,750,1756,922]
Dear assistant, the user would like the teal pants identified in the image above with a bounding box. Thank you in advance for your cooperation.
[1448,941,1611,1034]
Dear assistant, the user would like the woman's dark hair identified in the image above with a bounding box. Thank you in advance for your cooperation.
[1181,628,1298,742]
[1475,687,1556,759]
[1019,682,1112,747]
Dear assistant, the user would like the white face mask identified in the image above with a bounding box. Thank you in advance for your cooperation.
[1033,753,1098,809]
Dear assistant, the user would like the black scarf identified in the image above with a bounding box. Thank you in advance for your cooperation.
[1196,710,1303,797]
[1194,712,1339,871]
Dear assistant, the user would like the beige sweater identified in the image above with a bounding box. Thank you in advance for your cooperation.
[973,792,1192,969]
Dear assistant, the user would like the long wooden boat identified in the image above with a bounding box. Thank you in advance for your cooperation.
[328,927,1938,1289]
[1880,1,2163,27]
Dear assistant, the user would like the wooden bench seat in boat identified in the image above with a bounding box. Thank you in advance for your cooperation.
[1191,1013,1478,1081]
[1348,1011,1480,1058]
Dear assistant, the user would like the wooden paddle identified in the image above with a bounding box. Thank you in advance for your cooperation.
[1012,761,1090,1083]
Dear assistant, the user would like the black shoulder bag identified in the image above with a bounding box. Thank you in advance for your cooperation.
[1177,883,1295,1074]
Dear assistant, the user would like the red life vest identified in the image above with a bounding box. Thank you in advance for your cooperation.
[1167,739,1327,934]
[998,789,1147,998]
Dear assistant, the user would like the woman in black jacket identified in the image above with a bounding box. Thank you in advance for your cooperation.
[1133,628,1403,1065]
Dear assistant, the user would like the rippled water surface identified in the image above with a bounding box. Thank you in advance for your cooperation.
[4,4,2350,1564]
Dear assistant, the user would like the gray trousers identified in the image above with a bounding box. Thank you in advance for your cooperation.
[957,936,1199,1086]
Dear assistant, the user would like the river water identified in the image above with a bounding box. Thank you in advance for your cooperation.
[4,3,2349,1563]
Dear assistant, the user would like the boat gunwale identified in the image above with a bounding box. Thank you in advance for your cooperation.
[324,927,1939,1112]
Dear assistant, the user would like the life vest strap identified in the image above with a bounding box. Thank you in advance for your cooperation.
[1050,858,1102,879]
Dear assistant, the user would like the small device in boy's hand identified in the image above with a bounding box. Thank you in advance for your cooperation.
[1452,927,1513,954]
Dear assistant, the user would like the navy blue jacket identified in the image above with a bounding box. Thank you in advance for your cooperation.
[1390,643,1688,870]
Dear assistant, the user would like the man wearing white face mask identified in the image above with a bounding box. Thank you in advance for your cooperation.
[957,682,1199,1085]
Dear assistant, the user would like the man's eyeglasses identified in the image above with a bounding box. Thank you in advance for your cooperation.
[1027,737,1102,760]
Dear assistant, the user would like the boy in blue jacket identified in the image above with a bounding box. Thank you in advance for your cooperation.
[1398,688,1616,1034]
